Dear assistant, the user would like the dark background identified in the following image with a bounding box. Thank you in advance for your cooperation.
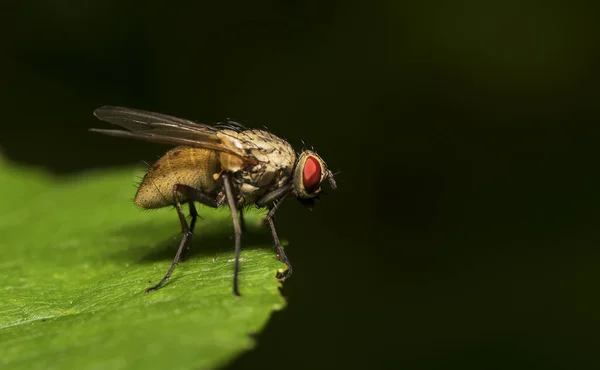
[2,1,600,369]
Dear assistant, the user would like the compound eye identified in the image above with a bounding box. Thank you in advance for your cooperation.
[302,156,322,193]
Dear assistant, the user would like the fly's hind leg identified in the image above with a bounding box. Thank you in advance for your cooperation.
[145,184,218,293]
[188,201,198,234]
[183,201,198,257]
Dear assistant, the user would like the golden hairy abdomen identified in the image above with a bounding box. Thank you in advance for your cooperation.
[134,147,221,209]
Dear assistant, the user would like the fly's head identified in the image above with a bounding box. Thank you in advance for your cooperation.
[292,150,337,207]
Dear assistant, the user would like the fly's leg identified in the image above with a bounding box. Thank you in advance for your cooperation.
[188,201,198,233]
[239,207,246,233]
[145,185,191,293]
[256,183,292,206]
[145,184,217,293]
[185,186,217,229]
[182,201,198,257]
[264,194,293,281]
[222,173,243,297]
[256,186,293,281]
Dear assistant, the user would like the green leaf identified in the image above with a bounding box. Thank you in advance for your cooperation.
[0,163,287,369]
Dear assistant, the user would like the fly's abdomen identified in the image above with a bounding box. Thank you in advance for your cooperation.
[134,147,220,209]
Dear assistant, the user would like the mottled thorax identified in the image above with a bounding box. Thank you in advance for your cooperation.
[218,129,296,204]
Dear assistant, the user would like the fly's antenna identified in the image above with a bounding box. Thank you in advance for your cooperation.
[325,169,338,190]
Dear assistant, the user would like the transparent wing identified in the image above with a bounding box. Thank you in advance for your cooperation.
[91,106,240,155]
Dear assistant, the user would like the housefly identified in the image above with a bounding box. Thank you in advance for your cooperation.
[91,106,336,296]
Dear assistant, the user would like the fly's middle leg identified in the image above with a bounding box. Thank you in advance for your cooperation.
[222,173,243,297]
[239,207,246,233]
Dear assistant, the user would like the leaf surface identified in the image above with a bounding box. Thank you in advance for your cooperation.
[0,164,286,369]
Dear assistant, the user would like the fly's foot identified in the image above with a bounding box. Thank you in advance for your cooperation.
[276,268,292,282]
[145,284,161,294]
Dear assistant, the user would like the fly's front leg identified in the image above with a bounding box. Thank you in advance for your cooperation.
[145,184,217,293]
[265,194,292,281]
[256,186,293,281]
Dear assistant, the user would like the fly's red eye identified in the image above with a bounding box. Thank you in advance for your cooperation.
[302,156,321,193]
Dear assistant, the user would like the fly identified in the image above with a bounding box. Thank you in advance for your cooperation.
[91,106,336,296]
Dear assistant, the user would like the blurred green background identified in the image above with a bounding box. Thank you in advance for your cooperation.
[2,1,600,369]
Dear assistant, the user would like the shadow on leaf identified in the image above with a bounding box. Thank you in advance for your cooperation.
[108,218,276,264]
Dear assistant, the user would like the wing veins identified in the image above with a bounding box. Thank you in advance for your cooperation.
[91,106,244,156]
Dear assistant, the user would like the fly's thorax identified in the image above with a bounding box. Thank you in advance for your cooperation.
[217,129,296,204]
[243,132,294,188]
[219,129,296,167]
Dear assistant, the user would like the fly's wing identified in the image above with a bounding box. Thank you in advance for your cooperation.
[91,106,249,159]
